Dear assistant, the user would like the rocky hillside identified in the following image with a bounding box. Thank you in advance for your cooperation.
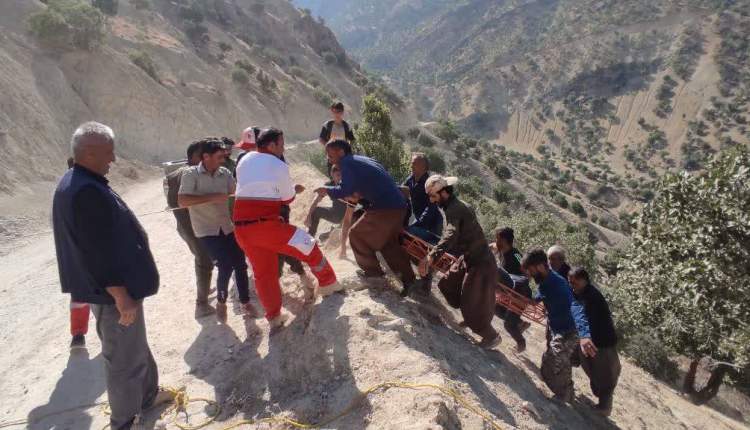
[0,0,415,194]
[296,0,749,234]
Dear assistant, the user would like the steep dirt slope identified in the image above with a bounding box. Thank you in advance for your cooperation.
[0,162,747,430]
[0,0,413,212]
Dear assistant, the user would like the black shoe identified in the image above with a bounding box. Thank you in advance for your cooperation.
[70,334,86,350]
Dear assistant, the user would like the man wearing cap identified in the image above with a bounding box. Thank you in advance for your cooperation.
[235,126,259,166]
[418,175,502,349]
[165,141,214,317]
[234,128,342,330]
[314,140,417,295]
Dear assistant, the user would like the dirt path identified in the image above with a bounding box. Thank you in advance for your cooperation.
[0,165,747,430]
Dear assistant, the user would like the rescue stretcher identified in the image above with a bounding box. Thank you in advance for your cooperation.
[399,231,547,326]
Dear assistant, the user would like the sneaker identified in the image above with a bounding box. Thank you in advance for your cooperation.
[70,334,86,350]
[194,303,215,318]
[478,333,502,350]
[242,302,260,318]
[318,282,345,297]
[268,313,289,332]
[216,302,228,323]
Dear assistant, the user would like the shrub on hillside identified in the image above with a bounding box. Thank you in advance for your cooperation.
[185,22,209,46]
[322,51,337,65]
[435,120,460,144]
[231,67,250,85]
[417,132,437,148]
[234,59,255,75]
[423,149,446,174]
[553,193,569,209]
[312,88,334,107]
[92,0,118,15]
[622,333,680,382]
[130,0,150,10]
[571,201,587,218]
[28,0,106,51]
[129,50,159,82]
[406,127,420,140]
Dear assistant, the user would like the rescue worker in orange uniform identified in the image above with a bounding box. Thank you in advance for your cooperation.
[233,128,343,329]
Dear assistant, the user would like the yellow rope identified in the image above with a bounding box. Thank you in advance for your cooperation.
[0,381,508,430]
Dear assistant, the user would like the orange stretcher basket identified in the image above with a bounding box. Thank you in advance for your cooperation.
[400,231,546,326]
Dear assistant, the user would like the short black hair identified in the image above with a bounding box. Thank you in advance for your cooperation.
[521,249,548,269]
[330,101,345,112]
[220,137,235,148]
[257,128,284,148]
[569,267,590,283]
[186,141,202,159]
[496,227,514,244]
[325,139,352,155]
[198,138,225,156]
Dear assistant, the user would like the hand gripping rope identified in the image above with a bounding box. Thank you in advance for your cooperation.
[400,231,547,326]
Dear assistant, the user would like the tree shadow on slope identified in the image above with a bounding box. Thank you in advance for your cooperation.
[366,285,621,430]
[27,350,107,430]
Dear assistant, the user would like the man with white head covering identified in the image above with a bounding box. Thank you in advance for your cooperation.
[418,175,502,350]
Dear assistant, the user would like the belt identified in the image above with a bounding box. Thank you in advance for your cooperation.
[234,217,282,226]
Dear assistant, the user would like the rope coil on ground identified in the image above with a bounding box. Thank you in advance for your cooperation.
[0,381,507,430]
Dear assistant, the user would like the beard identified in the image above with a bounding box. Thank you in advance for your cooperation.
[531,272,545,284]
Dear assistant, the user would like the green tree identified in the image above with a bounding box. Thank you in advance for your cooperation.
[435,120,460,144]
[353,94,410,182]
[498,211,596,270]
[610,146,750,403]
[28,0,106,51]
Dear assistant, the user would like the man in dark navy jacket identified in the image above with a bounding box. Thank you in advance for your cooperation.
[53,122,169,430]
[569,267,620,415]
[315,140,417,295]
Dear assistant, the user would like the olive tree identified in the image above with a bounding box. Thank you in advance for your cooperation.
[353,94,410,182]
[610,146,750,403]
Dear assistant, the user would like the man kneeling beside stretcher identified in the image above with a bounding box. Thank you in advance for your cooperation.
[233,128,342,328]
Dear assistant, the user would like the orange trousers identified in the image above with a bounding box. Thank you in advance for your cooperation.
[234,220,337,320]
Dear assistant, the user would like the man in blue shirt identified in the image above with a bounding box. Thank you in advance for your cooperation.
[314,140,417,294]
[403,152,443,242]
[522,249,593,403]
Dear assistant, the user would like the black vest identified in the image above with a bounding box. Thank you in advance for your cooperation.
[53,167,159,304]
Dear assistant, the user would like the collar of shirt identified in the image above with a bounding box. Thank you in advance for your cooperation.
[198,162,225,177]
[73,164,109,185]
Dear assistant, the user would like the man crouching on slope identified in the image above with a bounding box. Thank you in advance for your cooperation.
[233,128,342,329]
